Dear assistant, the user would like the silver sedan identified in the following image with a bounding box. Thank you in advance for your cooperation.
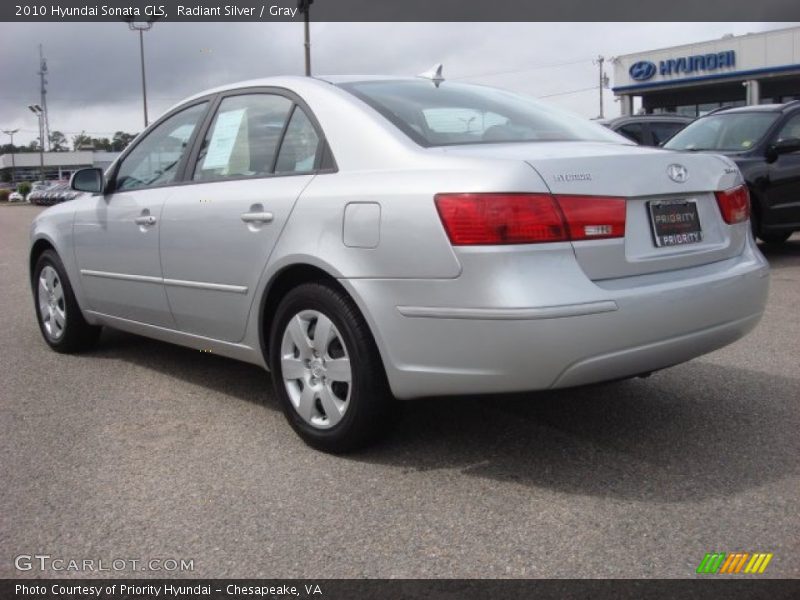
[29,74,769,452]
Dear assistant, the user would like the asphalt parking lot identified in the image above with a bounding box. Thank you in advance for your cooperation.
[1,203,798,579]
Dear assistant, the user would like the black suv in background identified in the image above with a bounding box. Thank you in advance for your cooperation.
[665,101,800,244]
[602,115,693,146]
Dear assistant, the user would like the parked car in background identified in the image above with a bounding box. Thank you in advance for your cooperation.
[27,182,54,205]
[29,182,78,206]
[665,101,800,244]
[8,191,25,202]
[602,115,693,146]
[30,75,768,452]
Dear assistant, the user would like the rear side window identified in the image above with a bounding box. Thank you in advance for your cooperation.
[616,123,645,145]
[275,107,321,174]
[193,94,293,181]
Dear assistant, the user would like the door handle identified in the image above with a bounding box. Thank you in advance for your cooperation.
[134,215,157,226]
[240,211,274,224]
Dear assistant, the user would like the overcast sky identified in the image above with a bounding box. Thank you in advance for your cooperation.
[1,21,797,146]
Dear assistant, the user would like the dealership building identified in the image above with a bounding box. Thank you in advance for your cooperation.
[613,26,800,117]
[0,150,117,184]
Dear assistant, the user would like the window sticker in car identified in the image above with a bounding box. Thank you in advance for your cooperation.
[202,108,246,170]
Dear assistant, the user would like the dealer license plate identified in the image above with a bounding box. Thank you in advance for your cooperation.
[648,200,702,247]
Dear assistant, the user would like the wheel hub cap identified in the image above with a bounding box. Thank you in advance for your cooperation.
[280,309,352,430]
[37,265,66,341]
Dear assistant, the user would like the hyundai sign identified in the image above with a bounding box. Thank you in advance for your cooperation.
[628,50,736,81]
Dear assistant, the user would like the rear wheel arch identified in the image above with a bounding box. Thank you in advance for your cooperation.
[258,264,383,368]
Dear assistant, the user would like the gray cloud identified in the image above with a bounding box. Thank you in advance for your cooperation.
[1,21,796,145]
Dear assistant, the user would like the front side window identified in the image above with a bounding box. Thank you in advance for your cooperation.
[665,112,780,152]
[274,107,321,174]
[193,94,293,181]
[115,102,207,191]
[339,80,625,147]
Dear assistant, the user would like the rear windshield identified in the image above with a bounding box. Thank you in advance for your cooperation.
[339,80,626,147]
[664,112,780,152]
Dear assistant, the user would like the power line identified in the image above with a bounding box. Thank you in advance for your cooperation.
[537,85,599,99]
[451,58,593,81]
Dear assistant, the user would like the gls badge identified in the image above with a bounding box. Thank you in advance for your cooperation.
[667,164,689,183]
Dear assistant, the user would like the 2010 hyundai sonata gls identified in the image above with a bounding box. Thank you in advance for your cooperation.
[30,75,769,452]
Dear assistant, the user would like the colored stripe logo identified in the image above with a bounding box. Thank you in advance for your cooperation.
[696,552,773,574]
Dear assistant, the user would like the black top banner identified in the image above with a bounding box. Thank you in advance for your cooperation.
[3,0,800,22]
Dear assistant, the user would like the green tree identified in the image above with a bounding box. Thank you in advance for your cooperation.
[111,131,137,152]
[72,131,92,151]
[91,137,112,151]
[49,130,68,151]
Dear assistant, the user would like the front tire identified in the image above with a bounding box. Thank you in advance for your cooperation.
[32,249,101,353]
[269,282,394,453]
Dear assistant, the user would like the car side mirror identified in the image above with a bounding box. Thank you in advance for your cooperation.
[71,168,105,193]
[766,137,800,162]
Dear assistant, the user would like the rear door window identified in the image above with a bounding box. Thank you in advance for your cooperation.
[193,94,293,181]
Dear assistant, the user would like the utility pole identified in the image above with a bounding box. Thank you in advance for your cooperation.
[2,129,19,185]
[298,0,313,76]
[28,105,45,182]
[594,55,607,119]
[37,45,51,151]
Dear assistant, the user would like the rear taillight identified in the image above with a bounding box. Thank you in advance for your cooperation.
[715,185,750,224]
[434,193,625,246]
[434,194,565,245]
[555,195,626,241]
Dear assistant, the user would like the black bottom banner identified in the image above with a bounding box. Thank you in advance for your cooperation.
[2,579,800,600]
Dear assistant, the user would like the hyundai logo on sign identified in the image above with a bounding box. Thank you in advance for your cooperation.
[629,61,657,81]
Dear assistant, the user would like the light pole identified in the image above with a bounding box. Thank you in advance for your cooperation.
[2,128,19,185]
[126,20,154,127]
[298,0,313,76]
[28,105,45,182]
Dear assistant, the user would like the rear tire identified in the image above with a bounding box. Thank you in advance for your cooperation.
[33,249,101,353]
[269,281,395,453]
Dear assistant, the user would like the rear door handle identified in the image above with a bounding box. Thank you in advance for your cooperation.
[240,211,274,224]
[134,215,157,226]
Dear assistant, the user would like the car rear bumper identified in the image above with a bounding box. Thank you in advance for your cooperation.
[342,238,769,400]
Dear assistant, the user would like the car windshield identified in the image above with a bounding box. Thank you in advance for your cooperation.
[664,112,780,152]
[339,79,626,147]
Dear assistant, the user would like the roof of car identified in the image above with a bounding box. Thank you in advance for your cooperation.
[604,115,693,126]
[711,101,800,115]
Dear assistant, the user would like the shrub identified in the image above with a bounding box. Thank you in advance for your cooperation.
[0,189,9,202]
[17,181,31,197]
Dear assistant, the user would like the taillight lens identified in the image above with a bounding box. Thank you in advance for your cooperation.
[434,193,566,245]
[434,193,626,245]
[556,195,626,241]
[715,185,750,224]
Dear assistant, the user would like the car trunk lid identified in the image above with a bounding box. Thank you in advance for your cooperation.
[433,141,747,280]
